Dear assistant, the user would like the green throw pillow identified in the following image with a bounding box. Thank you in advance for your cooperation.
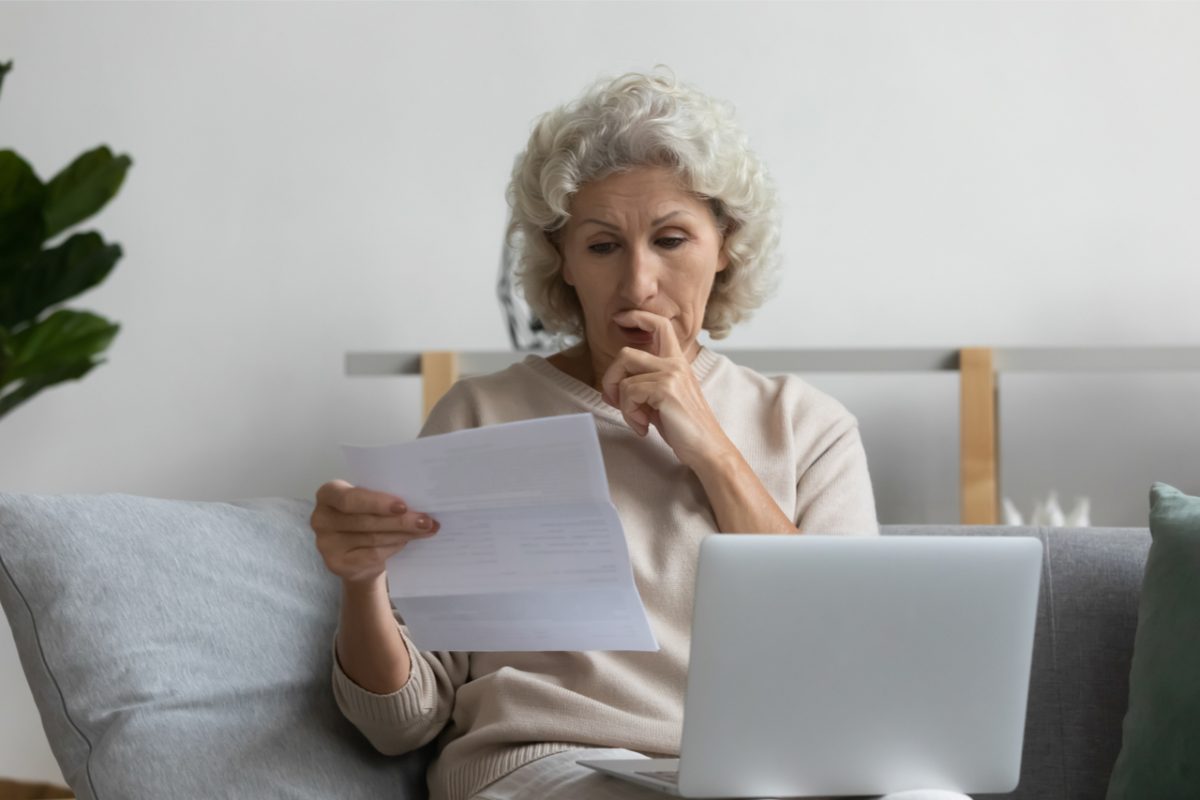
[1106,482,1200,799]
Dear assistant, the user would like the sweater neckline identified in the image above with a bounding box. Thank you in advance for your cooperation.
[520,346,722,423]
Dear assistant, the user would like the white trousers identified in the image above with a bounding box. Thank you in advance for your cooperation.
[468,748,679,800]
[467,747,914,800]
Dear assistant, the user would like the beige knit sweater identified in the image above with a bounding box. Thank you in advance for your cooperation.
[331,347,879,800]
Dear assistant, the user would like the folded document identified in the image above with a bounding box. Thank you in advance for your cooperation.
[342,413,659,652]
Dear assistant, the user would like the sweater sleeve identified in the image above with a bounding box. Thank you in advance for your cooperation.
[794,413,880,536]
[330,621,470,755]
[329,379,480,754]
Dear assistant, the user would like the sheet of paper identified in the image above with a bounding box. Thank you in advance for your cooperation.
[342,413,659,652]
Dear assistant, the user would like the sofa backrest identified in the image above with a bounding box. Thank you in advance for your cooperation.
[882,525,1150,800]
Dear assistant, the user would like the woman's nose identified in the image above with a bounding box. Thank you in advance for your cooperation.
[619,244,659,305]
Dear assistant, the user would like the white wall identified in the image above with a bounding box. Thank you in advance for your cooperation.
[1,0,1197,782]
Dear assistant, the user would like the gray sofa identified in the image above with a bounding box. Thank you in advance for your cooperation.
[0,492,1146,800]
[419,524,1150,800]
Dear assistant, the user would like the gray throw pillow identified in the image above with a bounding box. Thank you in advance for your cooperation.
[0,492,431,800]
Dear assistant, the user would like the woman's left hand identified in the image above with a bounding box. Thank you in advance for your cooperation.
[600,310,733,470]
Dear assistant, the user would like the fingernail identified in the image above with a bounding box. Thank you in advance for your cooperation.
[391,501,407,514]
[416,516,430,529]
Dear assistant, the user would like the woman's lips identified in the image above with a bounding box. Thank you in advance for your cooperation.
[617,325,654,344]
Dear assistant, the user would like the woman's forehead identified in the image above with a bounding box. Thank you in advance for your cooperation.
[569,168,710,221]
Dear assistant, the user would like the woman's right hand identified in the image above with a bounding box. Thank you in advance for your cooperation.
[311,479,441,586]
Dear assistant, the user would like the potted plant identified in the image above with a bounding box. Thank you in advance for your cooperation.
[0,60,132,420]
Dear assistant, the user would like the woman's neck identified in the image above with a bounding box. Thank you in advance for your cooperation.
[547,343,602,392]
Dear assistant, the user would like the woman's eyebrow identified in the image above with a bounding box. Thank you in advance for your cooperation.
[580,218,620,231]
[579,210,694,231]
[652,210,693,225]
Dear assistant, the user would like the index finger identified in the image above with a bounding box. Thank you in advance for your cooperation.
[614,309,683,359]
[316,480,406,515]
[599,346,658,407]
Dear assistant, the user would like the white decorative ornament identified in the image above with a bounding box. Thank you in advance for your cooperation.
[1064,496,1091,527]
[1002,498,1025,526]
[1002,491,1091,528]
[1043,492,1066,527]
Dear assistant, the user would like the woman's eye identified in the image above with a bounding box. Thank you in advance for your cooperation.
[588,242,617,254]
[657,237,685,249]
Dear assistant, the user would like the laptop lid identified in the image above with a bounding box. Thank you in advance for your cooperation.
[677,535,1042,799]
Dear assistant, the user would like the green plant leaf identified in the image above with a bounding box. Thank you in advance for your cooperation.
[0,232,122,330]
[0,356,98,420]
[5,308,119,383]
[43,146,132,239]
[0,61,12,99]
[0,150,46,270]
[0,325,12,383]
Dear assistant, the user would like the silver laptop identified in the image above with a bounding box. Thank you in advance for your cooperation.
[578,535,1043,798]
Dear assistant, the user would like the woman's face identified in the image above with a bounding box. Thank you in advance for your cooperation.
[558,166,729,361]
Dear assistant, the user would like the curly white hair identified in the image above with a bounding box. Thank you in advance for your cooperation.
[505,66,782,340]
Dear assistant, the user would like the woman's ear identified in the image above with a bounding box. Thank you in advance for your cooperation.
[547,228,575,286]
[716,232,732,273]
[709,201,735,273]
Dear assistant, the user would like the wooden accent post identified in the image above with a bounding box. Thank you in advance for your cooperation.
[959,347,998,524]
[421,351,459,421]
[0,778,74,799]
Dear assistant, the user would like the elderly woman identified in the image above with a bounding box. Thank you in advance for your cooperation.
[311,69,878,800]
